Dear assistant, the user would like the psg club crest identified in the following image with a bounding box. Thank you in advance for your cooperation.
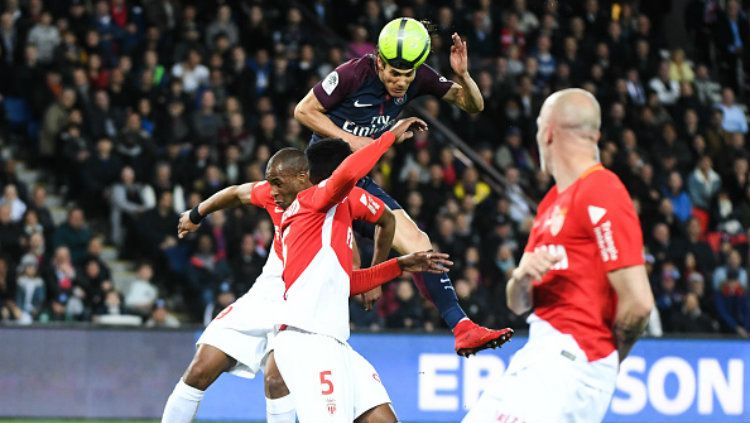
[394,95,406,105]
[326,398,337,415]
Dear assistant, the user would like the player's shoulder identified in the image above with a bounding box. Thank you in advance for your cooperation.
[415,62,447,80]
[334,55,375,82]
[578,167,630,202]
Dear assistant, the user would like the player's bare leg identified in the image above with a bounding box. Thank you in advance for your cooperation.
[391,210,513,356]
[355,403,398,423]
[264,351,296,423]
[162,344,235,423]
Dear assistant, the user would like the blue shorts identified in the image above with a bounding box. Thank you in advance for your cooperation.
[354,176,402,240]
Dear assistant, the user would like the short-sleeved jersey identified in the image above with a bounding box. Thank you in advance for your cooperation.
[279,185,386,341]
[311,54,453,142]
[243,180,285,261]
[526,165,644,361]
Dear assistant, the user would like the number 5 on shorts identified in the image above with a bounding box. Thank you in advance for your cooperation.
[319,370,334,395]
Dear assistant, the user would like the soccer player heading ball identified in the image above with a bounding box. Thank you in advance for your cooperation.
[296,17,512,356]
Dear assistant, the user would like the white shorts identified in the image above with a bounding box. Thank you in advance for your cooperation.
[196,253,284,378]
[462,314,618,423]
[273,328,391,422]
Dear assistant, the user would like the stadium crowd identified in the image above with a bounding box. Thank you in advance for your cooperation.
[0,0,749,338]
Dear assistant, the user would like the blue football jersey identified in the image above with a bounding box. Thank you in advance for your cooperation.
[311,54,454,143]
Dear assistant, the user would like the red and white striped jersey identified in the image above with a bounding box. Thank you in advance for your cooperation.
[278,132,395,341]
[526,164,644,361]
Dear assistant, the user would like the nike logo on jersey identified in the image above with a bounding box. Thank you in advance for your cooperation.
[440,277,455,290]
[354,100,374,107]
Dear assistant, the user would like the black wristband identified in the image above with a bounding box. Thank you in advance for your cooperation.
[189,206,204,224]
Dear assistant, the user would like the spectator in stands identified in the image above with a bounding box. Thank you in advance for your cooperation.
[714,268,749,337]
[191,90,222,145]
[39,88,76,169]
[125,262,159,317]
[109,166,154,252]
[655,262,684,332]
[663,171,693,223]
[668,48,694,83]
[715,87,748,134]
[688,156,722,211]
[26,11,59,65]
[171,48,209,94]
[495,127,534,174]
[386,279,423,329]
[712,0,749,91]
[684,218,716,275]
[79,138,122,218]
[230,233,264,295]
[203,281,236,325]
[672,292,718,333]
[15,254,44,321]
[51,208,90,264]
[145,298,180,328]
[713,249,748,290]
[0,183,26,222]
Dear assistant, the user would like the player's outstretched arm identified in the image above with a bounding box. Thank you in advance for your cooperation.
[294,89,374,151]
[311,117,427,209]
[441,33,484,113]
[506,250,561,315]
[608,265,654,363]
[350,252,453,296]
[177,182,255,239]
[359,207,397,310]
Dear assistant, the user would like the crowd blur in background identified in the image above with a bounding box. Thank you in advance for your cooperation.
[1,0,749,338]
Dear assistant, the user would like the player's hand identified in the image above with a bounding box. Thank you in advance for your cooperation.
[360,286,382,311]
[390,117,428,143]
[512,250,561,283]
[398,251,453,273]
[450,33,469,76]
[177,210,201,239]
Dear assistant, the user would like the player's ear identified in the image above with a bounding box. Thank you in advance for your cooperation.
[375,55,385,71]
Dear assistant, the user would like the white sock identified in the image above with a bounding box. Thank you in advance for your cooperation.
[161,379,205,423]
[266,394,296,423]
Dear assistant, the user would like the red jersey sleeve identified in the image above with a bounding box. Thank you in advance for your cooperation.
[580,171,645,272]
[350,258,402,296]
[248,181,273,208]
[347,187,386,223]
[309,131,396,210]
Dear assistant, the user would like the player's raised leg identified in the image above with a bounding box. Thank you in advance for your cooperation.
[264,351,296,423]
[161,345,234,423]
[390,209,514,356]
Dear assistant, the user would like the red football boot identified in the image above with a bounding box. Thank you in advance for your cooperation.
[453,319,514,357]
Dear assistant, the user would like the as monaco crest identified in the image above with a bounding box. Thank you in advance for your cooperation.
[545,205,566,236]
[326,398,337,415]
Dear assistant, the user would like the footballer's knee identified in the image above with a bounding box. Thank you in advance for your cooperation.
[264,352,290,398]
[264,371,289,398]
[393,211,432,253]
[183,345,233,390]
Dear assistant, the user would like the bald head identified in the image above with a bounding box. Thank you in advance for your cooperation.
[266,147,308,175]
[541,88,601,142]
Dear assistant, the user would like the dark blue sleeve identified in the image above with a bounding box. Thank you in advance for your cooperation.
[414,63,454,98]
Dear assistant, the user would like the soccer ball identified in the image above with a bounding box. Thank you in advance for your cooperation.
[377,17,431,70]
